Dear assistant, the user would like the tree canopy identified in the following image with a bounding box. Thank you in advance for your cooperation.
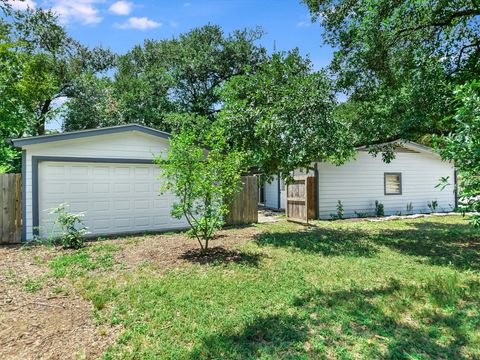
[64,24,266,132]
[0,6,114,171]
[302,0,480,144]
[219,50,354,178]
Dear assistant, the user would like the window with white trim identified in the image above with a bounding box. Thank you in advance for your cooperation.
[384,173,402,195]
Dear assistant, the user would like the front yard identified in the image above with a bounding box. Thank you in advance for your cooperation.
[1,215,479,359]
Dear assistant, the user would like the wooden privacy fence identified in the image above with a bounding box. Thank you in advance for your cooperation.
[286,176,316,224]
[225,176,258,225]
[0,174,22,244]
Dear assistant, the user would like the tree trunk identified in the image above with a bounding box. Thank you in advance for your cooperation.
[36,99,52,136]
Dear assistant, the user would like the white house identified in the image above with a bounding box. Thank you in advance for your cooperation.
[13,124,189,241]
[262,142,457,219]
[13,126,456,241]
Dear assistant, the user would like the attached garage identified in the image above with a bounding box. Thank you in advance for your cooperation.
[13,125,189,241]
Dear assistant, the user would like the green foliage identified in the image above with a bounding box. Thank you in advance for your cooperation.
[427,200,439,213]
[24,277,44,293]
[435,81,480,226]
[0,7,114,171]
[375,201,385,217]
[0,41,30,172]
[50,204,88,249]
[156,125,245,250]
[49,251,114,278]
[406,202,414,215]
[330,200,344,220]
[62,73,122,131]
[354,211,370,218]
[66,25,266,133]
[220,50,354,178]
[302,0,480,148]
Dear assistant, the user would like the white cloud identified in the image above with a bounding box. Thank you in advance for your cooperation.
[115,16,161,30]
[49,0,103,25]
[297,21,311,28]
[108,1,132,15]
[169,20,179,28]
[8,0,37,10]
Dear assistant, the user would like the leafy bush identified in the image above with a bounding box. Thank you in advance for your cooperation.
[375,201,384,217]
[50,204,88,249]
[427,200,438,213]
[406,202,413,214]
[354,211,370,218]
[330,200,344,220]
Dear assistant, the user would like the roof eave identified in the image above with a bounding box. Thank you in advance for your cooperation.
[11,124,171,148]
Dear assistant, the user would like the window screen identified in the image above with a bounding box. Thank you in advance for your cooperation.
[384,173,402,195]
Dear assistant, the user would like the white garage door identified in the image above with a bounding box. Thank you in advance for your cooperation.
[38,161,188,238]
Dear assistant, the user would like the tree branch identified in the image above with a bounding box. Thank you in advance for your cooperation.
[396,9,480,36]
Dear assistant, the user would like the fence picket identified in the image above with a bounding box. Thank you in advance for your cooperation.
[0,174,22,244]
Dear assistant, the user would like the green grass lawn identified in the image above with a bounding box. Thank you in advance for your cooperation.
[46,216,480,359]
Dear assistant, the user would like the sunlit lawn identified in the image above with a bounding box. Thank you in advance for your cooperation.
[40,216,480,358]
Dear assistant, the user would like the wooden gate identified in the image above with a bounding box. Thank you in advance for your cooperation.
[225,176,258,225]
[0,173,22,244]
[285,176,316,224]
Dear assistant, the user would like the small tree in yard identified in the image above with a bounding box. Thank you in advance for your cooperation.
[156,128,245,251]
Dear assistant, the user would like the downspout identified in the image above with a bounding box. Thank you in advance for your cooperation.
[454,168,458,210]
[277,174,281,210]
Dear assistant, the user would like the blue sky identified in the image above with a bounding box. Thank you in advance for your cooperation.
[10,0,332,70]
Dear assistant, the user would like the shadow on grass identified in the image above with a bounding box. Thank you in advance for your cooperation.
[189,314,308,359]
[374,221,480,271]
[189,278,478,359]
[179,246,264,267]
[293,279,476,359]
[254,227,379,257]
[254,220,480,271]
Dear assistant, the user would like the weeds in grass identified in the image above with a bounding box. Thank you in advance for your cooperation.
[24,277,44,293]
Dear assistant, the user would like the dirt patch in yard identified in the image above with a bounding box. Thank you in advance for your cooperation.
[0,246,120,360]
[0,224,263,359]
[111,225,262,270]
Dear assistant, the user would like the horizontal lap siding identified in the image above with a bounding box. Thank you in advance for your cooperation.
[317,151,455,219]
[23,132,171,240]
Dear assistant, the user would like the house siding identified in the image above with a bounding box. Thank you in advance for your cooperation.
[316,150,455,219]
[263,176,280,209]
[23,131,172,240]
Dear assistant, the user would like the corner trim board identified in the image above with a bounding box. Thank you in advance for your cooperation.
[31,156,155,238]
[277,174,281,209]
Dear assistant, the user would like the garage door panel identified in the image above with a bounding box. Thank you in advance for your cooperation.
[71,165,89,176]
[92,166,109,175]
[134,183,150,192]
[38,162,188,237]
[93,183,110,193]
[69,201,89,213]
[114,167,130,176]
[114,200,130,211]
[70,183,89,194]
